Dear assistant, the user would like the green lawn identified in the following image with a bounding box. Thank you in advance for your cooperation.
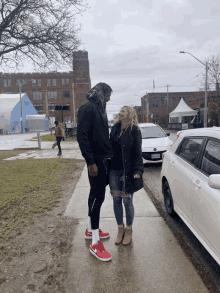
[0,150,81,260]
[31,133,77,142]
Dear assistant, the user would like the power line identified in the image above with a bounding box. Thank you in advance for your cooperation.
[170,72,203,92]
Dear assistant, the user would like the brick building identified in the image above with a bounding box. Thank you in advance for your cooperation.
[141,91,219,126]
[0,51,91,124]
[133,106,142,123]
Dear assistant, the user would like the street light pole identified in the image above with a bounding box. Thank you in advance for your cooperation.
[72,83,75,127]
[179,51,208,127]
[19,78,36,133]
[205,62,208,128]
[19,85,23,133]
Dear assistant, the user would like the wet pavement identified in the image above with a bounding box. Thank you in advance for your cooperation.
[1,129,210,292]
[63,164,209,293]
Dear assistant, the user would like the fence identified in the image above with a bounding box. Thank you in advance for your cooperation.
[167,123,204,130]
[65,127,77,138]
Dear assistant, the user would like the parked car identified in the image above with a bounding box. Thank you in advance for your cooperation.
[139,123,173,164]
[161,127,220,265]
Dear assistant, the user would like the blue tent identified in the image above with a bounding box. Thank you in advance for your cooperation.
[0,93,48,134]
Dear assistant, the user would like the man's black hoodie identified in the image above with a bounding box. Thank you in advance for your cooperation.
[77,83,113,166]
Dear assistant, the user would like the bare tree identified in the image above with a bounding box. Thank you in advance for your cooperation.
[198,54,220,126]
[0,0,89,71]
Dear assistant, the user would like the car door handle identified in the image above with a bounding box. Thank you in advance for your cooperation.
[170,161,175,167]
[193,180,201,189]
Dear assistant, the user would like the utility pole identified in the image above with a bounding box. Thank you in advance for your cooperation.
[19,84,23,133]
[72,82,76,127]
[146,92,149,123]
[19,78,35,133]
[45,90,49,118]
[166,85,171,124]
[204,62,208,128]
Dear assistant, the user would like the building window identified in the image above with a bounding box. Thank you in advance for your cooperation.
[200,103,205,108]
[152,97,158,107]
[172,97,176,101]
[161,97,167,105]
[52,79,57,86]
[16,79,21,86]
[48,104,55,111]
[37,79,42,86]
[3,79,11,87]
[34,105,43,111]
[62,105,70,111]
[47,79,51,86]
[32,79,36,86]
[63,90,70,98]
[62,78,70,86]
[21,79,26,86]
[47,91,57,99]
[33,92,43,100]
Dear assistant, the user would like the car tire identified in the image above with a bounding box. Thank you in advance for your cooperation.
[163,181,176,217]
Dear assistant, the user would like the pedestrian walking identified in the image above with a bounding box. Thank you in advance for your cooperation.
[109,106,144,245]
[53,120,64,156]
[77,82,113,262]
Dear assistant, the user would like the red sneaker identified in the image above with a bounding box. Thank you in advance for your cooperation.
[85,229,110,239]
[89,240,112,262]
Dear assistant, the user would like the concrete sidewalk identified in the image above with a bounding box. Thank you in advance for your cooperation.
[63,165,208,293]
[3,138,209,292]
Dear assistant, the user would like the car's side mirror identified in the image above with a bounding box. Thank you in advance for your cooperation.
[208,174,220,190]
[166,133,170,136]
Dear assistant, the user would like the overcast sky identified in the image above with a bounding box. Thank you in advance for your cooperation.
[18,0,220,120]
[72,0,220,120]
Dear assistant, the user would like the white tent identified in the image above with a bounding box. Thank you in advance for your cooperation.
[0,93,47,134]
[169,98,198,123]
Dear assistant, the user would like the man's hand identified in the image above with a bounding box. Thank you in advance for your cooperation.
[134,173,141,179]
[88,164,98,176]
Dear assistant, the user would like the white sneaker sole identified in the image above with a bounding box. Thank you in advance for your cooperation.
[89,247,112,262]
[85,234,110,240]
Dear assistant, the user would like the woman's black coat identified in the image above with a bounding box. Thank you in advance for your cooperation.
[110,123,144,194]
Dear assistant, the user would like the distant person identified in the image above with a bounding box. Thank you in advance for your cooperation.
[109,105,144,245]
[77,82,113,262]
[53,120,64,156]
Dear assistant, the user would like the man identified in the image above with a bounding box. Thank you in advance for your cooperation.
[53,120,64,156]
[77,82,113,262]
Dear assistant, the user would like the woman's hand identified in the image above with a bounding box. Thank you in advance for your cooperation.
[134,173,141,179]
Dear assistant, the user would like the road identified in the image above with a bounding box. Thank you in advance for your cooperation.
[142,132,220,293]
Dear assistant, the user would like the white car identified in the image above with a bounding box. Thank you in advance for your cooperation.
[161,127,220,266]
[139,123,173,164]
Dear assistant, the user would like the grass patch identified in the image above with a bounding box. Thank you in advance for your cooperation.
[31,134,77,142]
[0,154,81,257]
[0,150,31,161]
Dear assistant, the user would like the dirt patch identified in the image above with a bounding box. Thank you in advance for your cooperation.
[0,160,85,293]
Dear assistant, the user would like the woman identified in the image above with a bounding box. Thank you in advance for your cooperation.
[53,120,64,156]
[109,106,144,245]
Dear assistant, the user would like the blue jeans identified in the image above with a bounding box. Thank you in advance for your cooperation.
[109,169,134,227]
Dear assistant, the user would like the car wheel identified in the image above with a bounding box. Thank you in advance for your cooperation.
[163,181,176,217]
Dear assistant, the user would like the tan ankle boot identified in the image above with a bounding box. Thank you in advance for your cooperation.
[115,224,124,245]
[122,227,132,245]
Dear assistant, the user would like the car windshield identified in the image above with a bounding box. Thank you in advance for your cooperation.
[140,126,166,139]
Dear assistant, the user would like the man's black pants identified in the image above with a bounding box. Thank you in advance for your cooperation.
[88,158,108,230]
[56,137,62,153]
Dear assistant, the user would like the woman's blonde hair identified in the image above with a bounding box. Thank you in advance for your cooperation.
[113,105,139,129]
